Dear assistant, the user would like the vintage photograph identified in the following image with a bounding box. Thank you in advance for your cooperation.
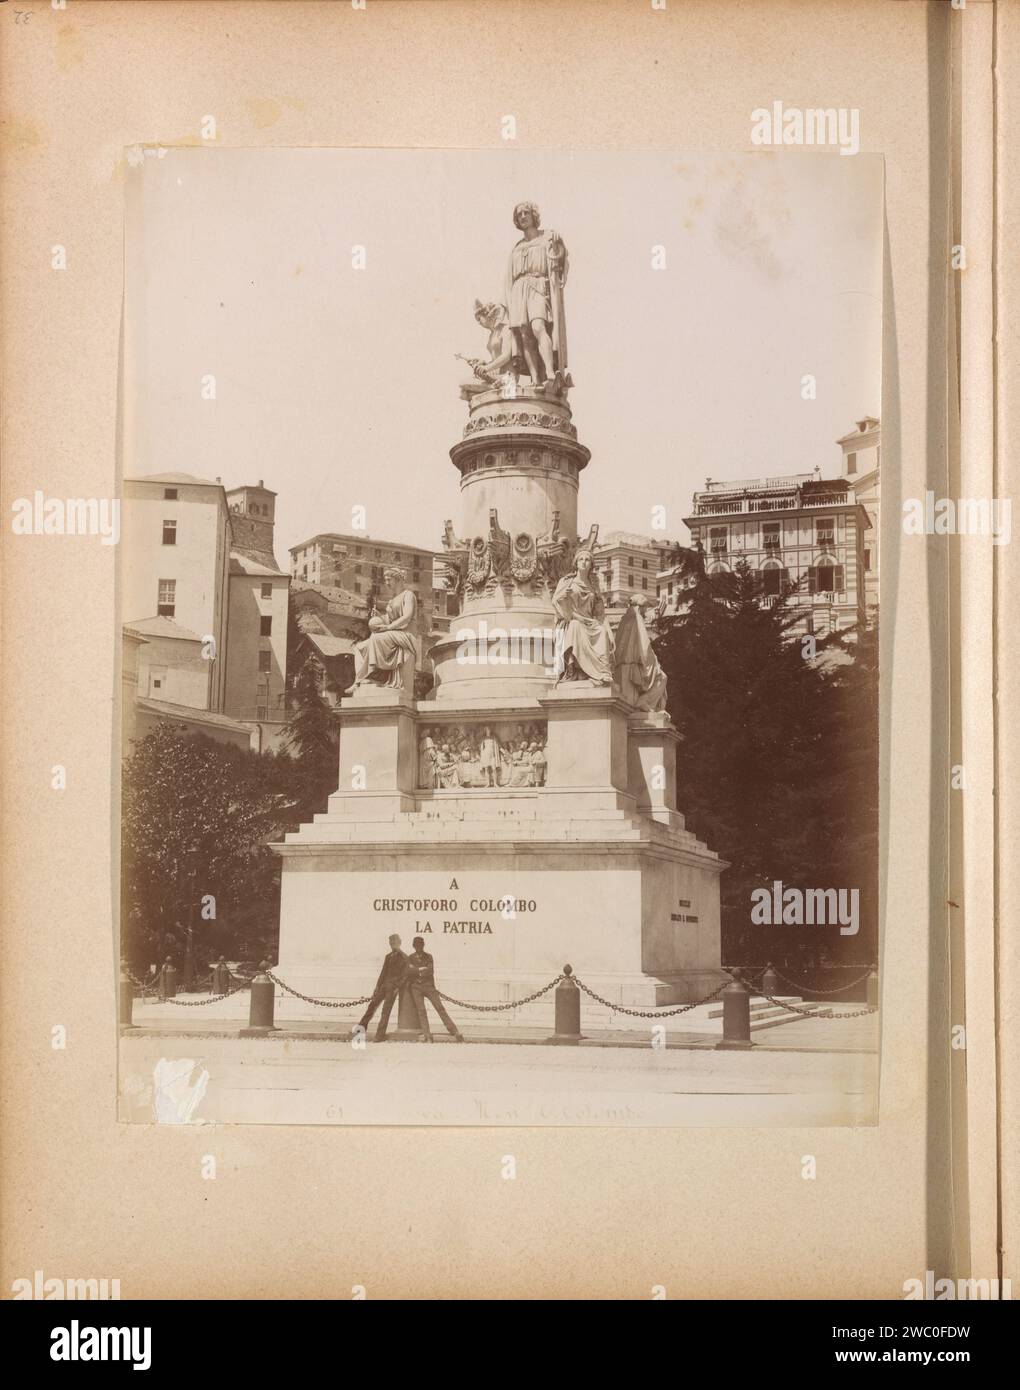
[116,147,883,1127]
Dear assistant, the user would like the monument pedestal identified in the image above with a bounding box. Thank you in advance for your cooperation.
[275,686,726,1032]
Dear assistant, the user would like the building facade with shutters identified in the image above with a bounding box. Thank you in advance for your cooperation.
[590,530,676,621]
[288,533,456,647]
[671,472,872,638]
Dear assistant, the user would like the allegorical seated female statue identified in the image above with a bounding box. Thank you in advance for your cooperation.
[345,567,418,695]
[552,548,614,684]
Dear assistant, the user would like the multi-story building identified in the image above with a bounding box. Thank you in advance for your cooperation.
[288,533,452,638]
[122,472,233,711]
[121,472,290,751]
[671,471,872,638]
[838,416,880,614]
[590,531,676,619]
[223,482,289,734]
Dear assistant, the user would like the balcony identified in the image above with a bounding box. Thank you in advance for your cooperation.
[693,488,849,517]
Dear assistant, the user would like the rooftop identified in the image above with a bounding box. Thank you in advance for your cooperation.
[289,532,439,557]
[300,633,358,658]
[135,697,254,733]
[291,578,368,609]
[123,616,203,642]
[229,550,286,578]
[128,471,223,488]
[596,531,673,551]
[689,474,860,519]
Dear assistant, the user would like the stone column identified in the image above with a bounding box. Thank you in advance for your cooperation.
[433,384,591,702]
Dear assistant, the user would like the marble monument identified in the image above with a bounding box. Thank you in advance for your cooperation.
[274,202,726,1026]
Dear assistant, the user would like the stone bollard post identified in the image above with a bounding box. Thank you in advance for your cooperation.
[211,957,231,995]
[158,957,177,1000]
[119,972,135,1029]
[866,967,879,1009]
[715,970,754,1050]
[761,962,780,998]
[546,965,584,1045]
[240,970,277,1036]
[392,985,424,1040]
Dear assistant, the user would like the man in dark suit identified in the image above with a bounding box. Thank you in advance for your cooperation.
[406,936,465,1042]
[357,933,408,1041]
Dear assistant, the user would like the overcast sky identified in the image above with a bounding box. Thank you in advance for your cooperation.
[124,147,883,560]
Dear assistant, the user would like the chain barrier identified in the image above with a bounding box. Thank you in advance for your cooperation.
[265,969,373,1009]
[123,969,155,994]
[164,977,253,1006]
[769,966,874,996]
[438,977,563,1012]
[758,993,877,1020]
[571,975,727,1018]
[724,965,874,997]
[124,965,256,1006]
[125,961,875,1023]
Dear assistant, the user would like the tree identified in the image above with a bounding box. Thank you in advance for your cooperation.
[652,549,875,973]
[280,655,341,824]
[282,656,340,761]
[121,724,300,971]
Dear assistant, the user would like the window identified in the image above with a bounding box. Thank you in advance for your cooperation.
[393,552,401,561]
[258,651,272,673]
[261,582,272,599]
[846,451,857,475]
[302,566,308,578]
[710,526,727,554]
[162,519,177,546]
[810,564,845,594]
[864,549,871,572]
[355,546,362,556]
[260,616,272,636]
[641,578,648,590]
[641,559,648,571]
[157,579,176,618]
[762,566,783,597]
[354,581,361,593]
[762,522,780,551]
[256,704,268,721]
[374,548,382,558]
[815,517,835,546]
[628,572,635,587]
[163,487,178,500]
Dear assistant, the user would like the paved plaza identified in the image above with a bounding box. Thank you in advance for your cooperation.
[120,996,878,1128]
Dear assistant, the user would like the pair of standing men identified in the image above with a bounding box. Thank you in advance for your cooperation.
[357,934,465,1042]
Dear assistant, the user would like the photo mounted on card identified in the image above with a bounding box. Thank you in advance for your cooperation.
[117,147,883,1127]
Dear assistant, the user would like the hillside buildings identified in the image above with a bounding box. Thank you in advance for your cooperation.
[122,473,290,752]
